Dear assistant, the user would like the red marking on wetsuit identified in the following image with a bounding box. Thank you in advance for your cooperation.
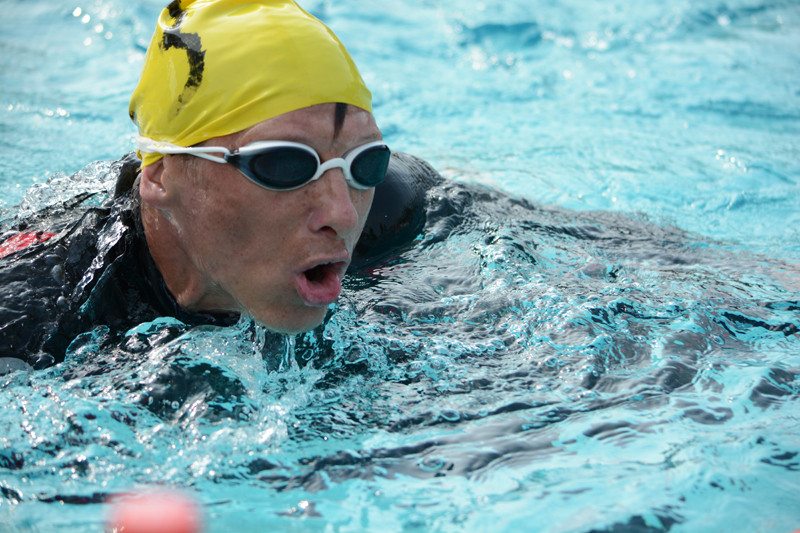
[0,231,55,259]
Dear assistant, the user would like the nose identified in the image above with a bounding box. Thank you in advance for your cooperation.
[306,167,361,239]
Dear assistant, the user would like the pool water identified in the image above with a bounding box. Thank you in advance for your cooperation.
[1,1,799,532]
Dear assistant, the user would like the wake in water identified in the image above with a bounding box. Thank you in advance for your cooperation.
[1,162,798,532]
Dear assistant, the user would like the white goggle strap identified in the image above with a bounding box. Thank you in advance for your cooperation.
[135,134,231,164]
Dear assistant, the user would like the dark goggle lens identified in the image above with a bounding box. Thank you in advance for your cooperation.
[249,147,317,190]
[351,145,391,187]
[237,143,391,190]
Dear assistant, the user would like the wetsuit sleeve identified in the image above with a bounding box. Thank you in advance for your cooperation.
[351,152,443,270]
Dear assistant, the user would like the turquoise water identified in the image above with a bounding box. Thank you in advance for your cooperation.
[2,1,799,532]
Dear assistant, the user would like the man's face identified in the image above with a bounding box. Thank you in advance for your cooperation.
[158,103,381,333]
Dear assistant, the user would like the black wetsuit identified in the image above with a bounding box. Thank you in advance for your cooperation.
[0,152,441,372]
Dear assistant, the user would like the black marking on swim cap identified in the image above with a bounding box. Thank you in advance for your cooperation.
[167,0,183,20]
[162,31,205,90]
[158,1,204,113]
[161,27,205,111]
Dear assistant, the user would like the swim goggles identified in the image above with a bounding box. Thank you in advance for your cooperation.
[136,135,391,191]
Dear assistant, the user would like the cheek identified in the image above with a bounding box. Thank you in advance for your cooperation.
[190,173,268,232]
[172,182,265,261]
[184,194,239,238]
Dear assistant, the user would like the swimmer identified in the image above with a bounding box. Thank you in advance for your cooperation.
[0,0,441,372]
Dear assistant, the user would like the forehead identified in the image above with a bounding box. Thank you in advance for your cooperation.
[237,103,381,148]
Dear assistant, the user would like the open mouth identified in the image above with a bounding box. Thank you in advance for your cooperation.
[295,261,347,307]
[304,263,329,284]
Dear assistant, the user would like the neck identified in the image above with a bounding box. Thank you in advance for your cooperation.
[140,201,238,315]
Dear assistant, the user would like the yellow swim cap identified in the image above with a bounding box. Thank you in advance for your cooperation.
[129,0,373,166]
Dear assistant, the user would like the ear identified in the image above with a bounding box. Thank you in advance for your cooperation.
[138,159,171,207]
